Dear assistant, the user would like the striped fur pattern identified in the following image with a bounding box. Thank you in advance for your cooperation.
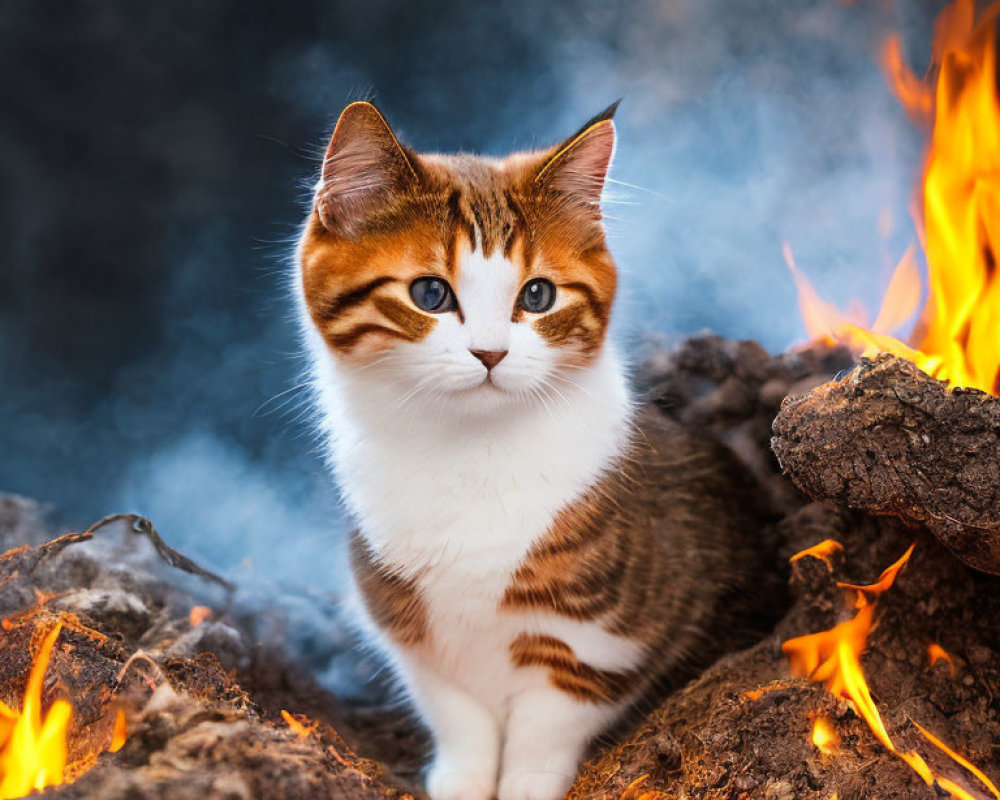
[299,102,617,368]
[502,408,768,704]
[296,103,769,800]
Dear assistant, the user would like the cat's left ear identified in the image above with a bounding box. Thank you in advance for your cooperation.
[315,101,419,238]
[534,100,619,212]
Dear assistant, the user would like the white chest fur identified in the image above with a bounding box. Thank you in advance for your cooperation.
[315,340,631,575]
[307,333,635,695]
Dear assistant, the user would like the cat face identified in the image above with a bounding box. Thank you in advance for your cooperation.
[299,102,618,417]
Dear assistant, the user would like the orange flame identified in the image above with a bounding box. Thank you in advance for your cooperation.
[790,0,1000,396]
[281,710,318,740]
[0,624,72,798]
[928,643,958,676]
[882,34,934,119]
[790,539,845,570]
[109,709,127,754]
[783,544,1000,799]
[812,717,840,754]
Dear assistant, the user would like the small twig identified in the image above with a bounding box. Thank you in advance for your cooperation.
[84,514,235,594]
[15,530,94,572]
[116,650,171,693]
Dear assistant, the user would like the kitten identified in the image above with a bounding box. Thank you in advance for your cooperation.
[296,101,770,800]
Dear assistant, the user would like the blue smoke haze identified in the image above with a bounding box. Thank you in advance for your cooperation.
[0,0,941,653]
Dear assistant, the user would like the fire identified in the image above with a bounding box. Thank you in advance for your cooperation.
[0,624,71,798]
[0,623,131,799]
[789,0,1000,396]
[928,643,957,675]
[109,709,127,754]
[790,539,844,570]
[812,717,840,755]
[281,710,318,740]
[782,544,1000,799]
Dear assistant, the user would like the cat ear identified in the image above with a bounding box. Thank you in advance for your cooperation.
[316,102,419,238]
[534,101,619,212]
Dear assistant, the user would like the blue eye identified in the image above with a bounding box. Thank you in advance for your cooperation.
[410,277,456,313]
[519,279,556,313]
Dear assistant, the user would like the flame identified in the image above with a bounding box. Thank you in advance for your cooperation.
[928,643,958,675]
[882,34,934,119]
[912,721,1000,800]
[281,710,318,740]
[790,0,1000,396]
[0,624,71,798]
[790,539,845,570]
[782,544,1000,799]
[812,717,840,754]
[109,709,127,754]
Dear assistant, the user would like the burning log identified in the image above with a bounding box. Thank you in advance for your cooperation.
[772,354,1000,574]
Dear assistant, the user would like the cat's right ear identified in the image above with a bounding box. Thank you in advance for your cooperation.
[315,102,419,238]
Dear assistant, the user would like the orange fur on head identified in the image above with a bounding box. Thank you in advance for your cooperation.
[299,101,619,365]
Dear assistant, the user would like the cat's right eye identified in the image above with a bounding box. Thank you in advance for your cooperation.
[409,277,457,313]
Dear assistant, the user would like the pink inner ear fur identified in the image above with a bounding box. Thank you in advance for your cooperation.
[542,120,616,207]
[317,103,414,237]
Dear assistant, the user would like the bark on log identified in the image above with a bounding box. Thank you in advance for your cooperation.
[772,354,1000,574]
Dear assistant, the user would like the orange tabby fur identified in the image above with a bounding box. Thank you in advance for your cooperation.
[297,101,772,800]
[299,103,616,366]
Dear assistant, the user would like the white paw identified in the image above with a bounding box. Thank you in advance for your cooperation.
[425,759,496,800]
[497,770,575,800]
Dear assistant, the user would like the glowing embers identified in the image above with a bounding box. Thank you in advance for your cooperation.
[0,623,129,799]
[788,0,1000,396]
[811,716,840,755]
[281,710,318,741]
[0,624,71,798]
[783,541,1000,799]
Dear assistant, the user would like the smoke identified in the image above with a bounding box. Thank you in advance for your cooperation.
[0,0,939,692]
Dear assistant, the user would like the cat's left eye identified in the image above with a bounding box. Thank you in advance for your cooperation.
[518,279,556,314]
[410,277,457,313]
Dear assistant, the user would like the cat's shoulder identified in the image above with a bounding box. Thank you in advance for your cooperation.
[625,404,764,508]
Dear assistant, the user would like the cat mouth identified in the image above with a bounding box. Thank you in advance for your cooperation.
[458,374,505,394]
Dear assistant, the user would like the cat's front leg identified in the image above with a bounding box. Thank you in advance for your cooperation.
[404,660,501,800]
[498,687,622,800]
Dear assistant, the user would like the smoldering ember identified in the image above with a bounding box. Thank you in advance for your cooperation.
[0,334,998,800]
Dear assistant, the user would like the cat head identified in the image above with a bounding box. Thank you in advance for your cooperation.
[298,101,619,417]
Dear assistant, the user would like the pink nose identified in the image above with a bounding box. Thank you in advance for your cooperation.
[470,350,508,370]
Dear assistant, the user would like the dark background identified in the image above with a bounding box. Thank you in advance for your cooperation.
[0,0,939,598]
